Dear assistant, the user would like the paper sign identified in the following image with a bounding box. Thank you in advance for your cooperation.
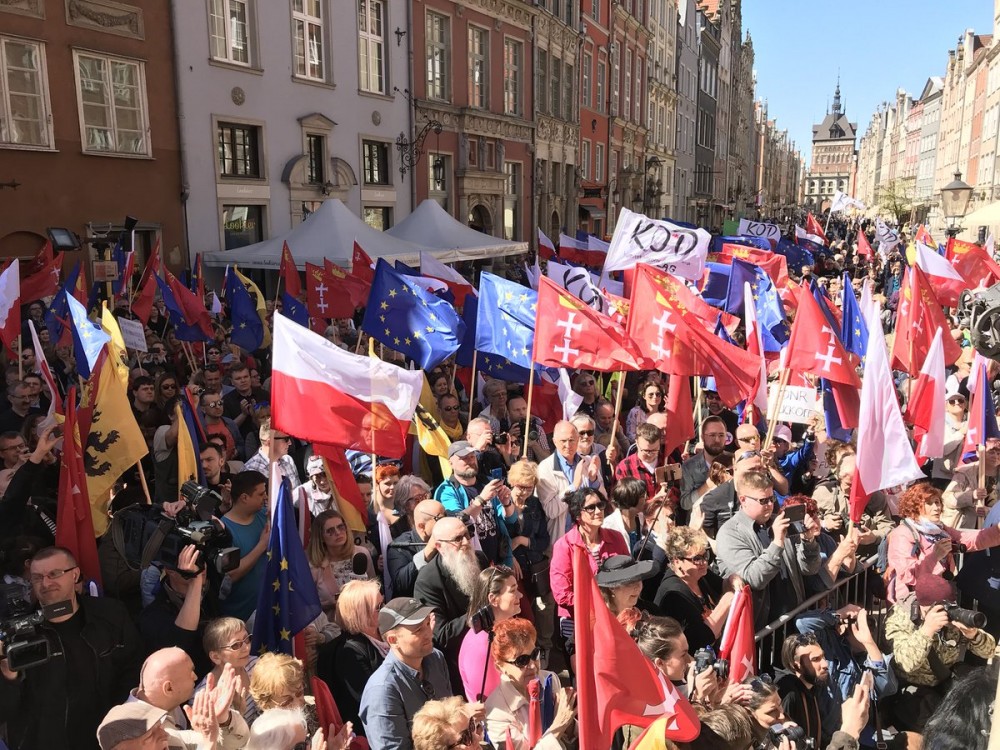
[766,384,819,425]
[738,219,780,241]
[117,316,148,352]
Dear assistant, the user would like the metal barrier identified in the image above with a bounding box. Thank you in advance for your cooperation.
[753,555,880,675]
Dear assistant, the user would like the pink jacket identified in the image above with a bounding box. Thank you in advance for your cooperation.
[550,525,629,619]
[887,519,1000,601]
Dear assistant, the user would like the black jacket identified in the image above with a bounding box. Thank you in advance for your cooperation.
[413,554,472,694]
[328,633,386,737]
[386,529,425,598]
[138,584,218,678]
[700,480,738,539]
[653,568,722,654]
[0,595,142,750]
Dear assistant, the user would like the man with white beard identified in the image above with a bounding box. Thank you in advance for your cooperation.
[413,516,483,693]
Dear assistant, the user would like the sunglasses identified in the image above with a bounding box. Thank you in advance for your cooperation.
[680,553,710,563]
[442,532,471,546]
[505,646,542,668]
[739,494,775,506]
[578,429,595,437]
[948,397,967,405]
[737,435,758,443]
[447,718,484,749]
[581,500,607,515]
[205,400,223,408]
[441,405,459,412]
[222,634,251,651]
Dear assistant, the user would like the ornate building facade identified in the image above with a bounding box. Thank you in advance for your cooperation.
[802,82,857,212]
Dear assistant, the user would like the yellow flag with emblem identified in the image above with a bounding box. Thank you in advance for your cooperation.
[234,265,272,347]
[100,303,130,389]
[85,353,149,534]
[411,376,453,479]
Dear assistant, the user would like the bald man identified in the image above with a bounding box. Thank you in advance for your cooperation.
[129,647,249,748]
[387,498,447,597]
[536,420,605,545]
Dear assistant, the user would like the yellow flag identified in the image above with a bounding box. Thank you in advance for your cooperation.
[85,358,149,534]
[411,376,453,479]
[100,304,129,389]
[234,265,272,347]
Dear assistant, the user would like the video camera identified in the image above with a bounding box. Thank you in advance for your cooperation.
[110,480,240,575]
[0,584,71,671]
[759,723,814,750]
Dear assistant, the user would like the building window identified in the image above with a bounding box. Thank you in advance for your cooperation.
[581,52,592,109]
[358,0,385,94]
[468,26,488,109]
[595,143,604,182]
[610,43,619,116]
[536,49,547,116]
[634,58,642,125]
[425,12,449,101]
[563,63,574,121]
[503,162,520,240]
[217,122,262,177]
[306,133,324,183]
[503,39,521,115]
[0,37,52,148]
[591,0,599,21]
[550,55,561,118]
[292,0,324,80]
[596,59,605,113]
[624,49,632,121]
[74,51,149,156]
[223,204,264,249]
[362,140,389,184]
[209,0,251,66]
[581,140,590,180]
[364,206,391,230]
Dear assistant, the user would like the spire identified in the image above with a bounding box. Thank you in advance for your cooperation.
[832,75,842,116]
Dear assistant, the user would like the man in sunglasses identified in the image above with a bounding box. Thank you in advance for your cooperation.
[701,442,790,539]
[199,390,242,461]
[387,498,447,598]
[715,469,821,630]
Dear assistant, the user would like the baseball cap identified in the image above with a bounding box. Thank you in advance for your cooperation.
[97,703,168,750]
[773,425,793,445]
[378,597,435,637]
[448,440,476,459]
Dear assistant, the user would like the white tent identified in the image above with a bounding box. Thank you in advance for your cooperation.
[201,199,432,270]
[386,199,528,258]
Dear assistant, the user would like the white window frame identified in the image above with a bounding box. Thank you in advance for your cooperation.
[503,38,521,116]
[581,51,592,110]
[0,36,53,150]
[73,50,150,157]
[468,25,488,109]
[292,0,325,82]
[425,11,450,101]
[634,57,642,125]
[596,58,605,114]
[624,49,632,121]
[581,140,591,180]
[595,143,604,182]
[358,0,386,94]
[208,0,253,67]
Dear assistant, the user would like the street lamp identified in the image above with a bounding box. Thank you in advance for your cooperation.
[941,170,973,239]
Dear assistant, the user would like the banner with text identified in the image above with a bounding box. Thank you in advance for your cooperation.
[603,208,711,280]
[766,384,819,425]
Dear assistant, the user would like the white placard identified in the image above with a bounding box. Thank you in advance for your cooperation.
[603,208,711,280]
[766,384,819,425]
[738,219,780,241]
[118,316,148,352]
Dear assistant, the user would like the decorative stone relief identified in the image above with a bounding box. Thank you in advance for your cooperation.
[466,0,532,29]
[231,87,246,106]
[65,0,144,39]
[372,111,382,126]
[0,0,44,19]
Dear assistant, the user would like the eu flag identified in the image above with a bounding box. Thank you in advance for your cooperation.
[251,477,322,655]
[361,259,465,370]
[225,267,264,351]
[457,296,530,382]
[280,292,310,328]
[66,294,110,380]
[46,262,82,344]
[702,262,731,309]
[724,259,758,315]
[749,265,789,353]
[840,272,868,361]
[776,237,815,272]
[476,273,537,370]
[712,235,771,252]
[154,274,212,343]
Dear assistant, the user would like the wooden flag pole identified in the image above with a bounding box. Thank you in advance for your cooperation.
[978,444,987,529]
[763,368,792,450]
[467,350,478,423]
[521,366,536,459]
[689,377,703,454]
[135,461,152,504]
[609,371,626,454]
[17,336,22,381]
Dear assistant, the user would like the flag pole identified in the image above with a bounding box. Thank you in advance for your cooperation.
[467,350,478,423]
[609,371,626,454]
[17,336,22,381]
[978,444,987,529]
[689,377,703,455]
[522,366,536,459]
[135,461,152,504]
[763,369,791,449]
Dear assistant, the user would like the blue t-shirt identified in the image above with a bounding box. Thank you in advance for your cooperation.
[221,508,268,621]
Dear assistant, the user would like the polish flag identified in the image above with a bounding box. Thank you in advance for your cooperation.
[796,224,826,248]
[271,314,423,457]
[420,252,477,307]
[538,228,556,260]
[915,242,969,307]
[743,281,768,424]
[806,212,829,245]
[854,303,925,509]
[0,261,20,357]
[903,327,946,466]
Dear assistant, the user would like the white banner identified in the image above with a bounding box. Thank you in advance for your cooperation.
[738,219,780,241]
[831,190,865,214]
[118,317,148,352]
[546,260,610,315]
[603,208,711,280]
[875,219,900,252]
[766,384,820,425]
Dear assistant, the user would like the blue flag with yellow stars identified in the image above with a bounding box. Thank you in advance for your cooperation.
[840,272,868,362]
[280,292,309,328]
[251,476,321,656]
[457,295,533,382]
[66,293,110,380]
[361,259,465,370]
[225,266,264,352]
[748,263,789,353]
[476,273,536,370]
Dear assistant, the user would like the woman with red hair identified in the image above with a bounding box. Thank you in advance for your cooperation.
[886,482,1000,601]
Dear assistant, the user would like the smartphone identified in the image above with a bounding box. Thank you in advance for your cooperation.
[655,463,682,484]
[783,504,807,524]
[860,670,875,692]
[489,468,504,482]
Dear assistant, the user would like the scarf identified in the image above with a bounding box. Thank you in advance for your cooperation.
[442,420,464,441]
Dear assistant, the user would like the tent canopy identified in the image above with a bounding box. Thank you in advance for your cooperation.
[386,199,528,257]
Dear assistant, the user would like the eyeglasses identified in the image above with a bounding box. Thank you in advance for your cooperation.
[28,566,77,585]
[447,721,484,749]
[441,405,460,412]
[739,494,775,506]
[511,484,535,493]
[442,532,471,546]
[578,429,595,437]
[637,447,660,456]
[948,397,967,405]
[645,391,663,397]
[273,689,304,708]
[408,491,430,503]
[205,400,223,408]
[272,436,292,443]
[419,510,447,522]
[581,501,607,515]
[737,436,758,443]
[505,646,543,668]
[680,553,710,564]
[222,635,251,651]
[161,383,177,390]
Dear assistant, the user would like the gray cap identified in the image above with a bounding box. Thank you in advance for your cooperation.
[448,440,476,459]
[378,597,435,637]
[97,702,168,750]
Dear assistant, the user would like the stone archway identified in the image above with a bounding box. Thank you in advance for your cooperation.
[468,204,493,234]
[549,210,560,241]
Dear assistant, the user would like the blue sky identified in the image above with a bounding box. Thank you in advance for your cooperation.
[743,0,995,165]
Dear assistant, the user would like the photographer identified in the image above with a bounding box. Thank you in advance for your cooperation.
[0,423,60,547]
[884,572,995,732]
[139,544,219,678]
[507,395,550,462]
[0,546,143,749]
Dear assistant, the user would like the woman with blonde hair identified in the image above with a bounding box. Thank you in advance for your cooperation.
[198,617,259,724]
[412,696,485,750]
[307,509,375,619]
[249,652,306,712]
[330,580,387,738]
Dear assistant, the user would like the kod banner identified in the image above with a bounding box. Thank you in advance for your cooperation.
[737,219,781,242]
[603,208,711,281]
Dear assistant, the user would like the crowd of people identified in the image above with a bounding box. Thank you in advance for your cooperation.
[0,216,998,750]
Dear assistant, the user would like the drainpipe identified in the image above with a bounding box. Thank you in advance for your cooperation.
[168,0,191,267]
[531,13,538,251]
[406,0,416,212]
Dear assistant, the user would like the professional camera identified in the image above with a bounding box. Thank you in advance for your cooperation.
[110,481,240,575]
[759,723,814,750]
[494,432,510,446]
[692,647,729,680]
[510,420,539,443]
[0,584,71,671]
[471,605,495,634]
[943,602,987,629]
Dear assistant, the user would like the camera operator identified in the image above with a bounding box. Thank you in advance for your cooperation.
[139,544,219,678]
[200,443,232,515]
[506,395,550,462]
[775,632,832,749]
[884,572,995,732]
[0,546,143,749]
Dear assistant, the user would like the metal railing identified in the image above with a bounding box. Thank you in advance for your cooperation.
[754,555,881,675]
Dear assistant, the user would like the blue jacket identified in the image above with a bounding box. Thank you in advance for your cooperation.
[777,438,815,486]
[434,479,518,567]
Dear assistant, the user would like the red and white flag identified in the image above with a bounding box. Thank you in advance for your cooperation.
[306,262,355,321]
[421,252,476,307]
[806,213,829,245]
[855,303,924,510]
[948,237,1000,288]
[743,281,768,424]
[890,266,962,374]
[795,225,825,247]
[271,314,422,457]
[903,327,946,466]
[785,283,860,387]
[915,242,969,307]
[280,241,302,299]
[537,228,556,261]
[351,240,375,284]
[856,231,874,259]
[0,261,20,357]
[717,586,756,683]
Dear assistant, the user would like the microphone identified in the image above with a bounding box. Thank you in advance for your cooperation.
[352,552,369,576]
[527,678,542,747]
